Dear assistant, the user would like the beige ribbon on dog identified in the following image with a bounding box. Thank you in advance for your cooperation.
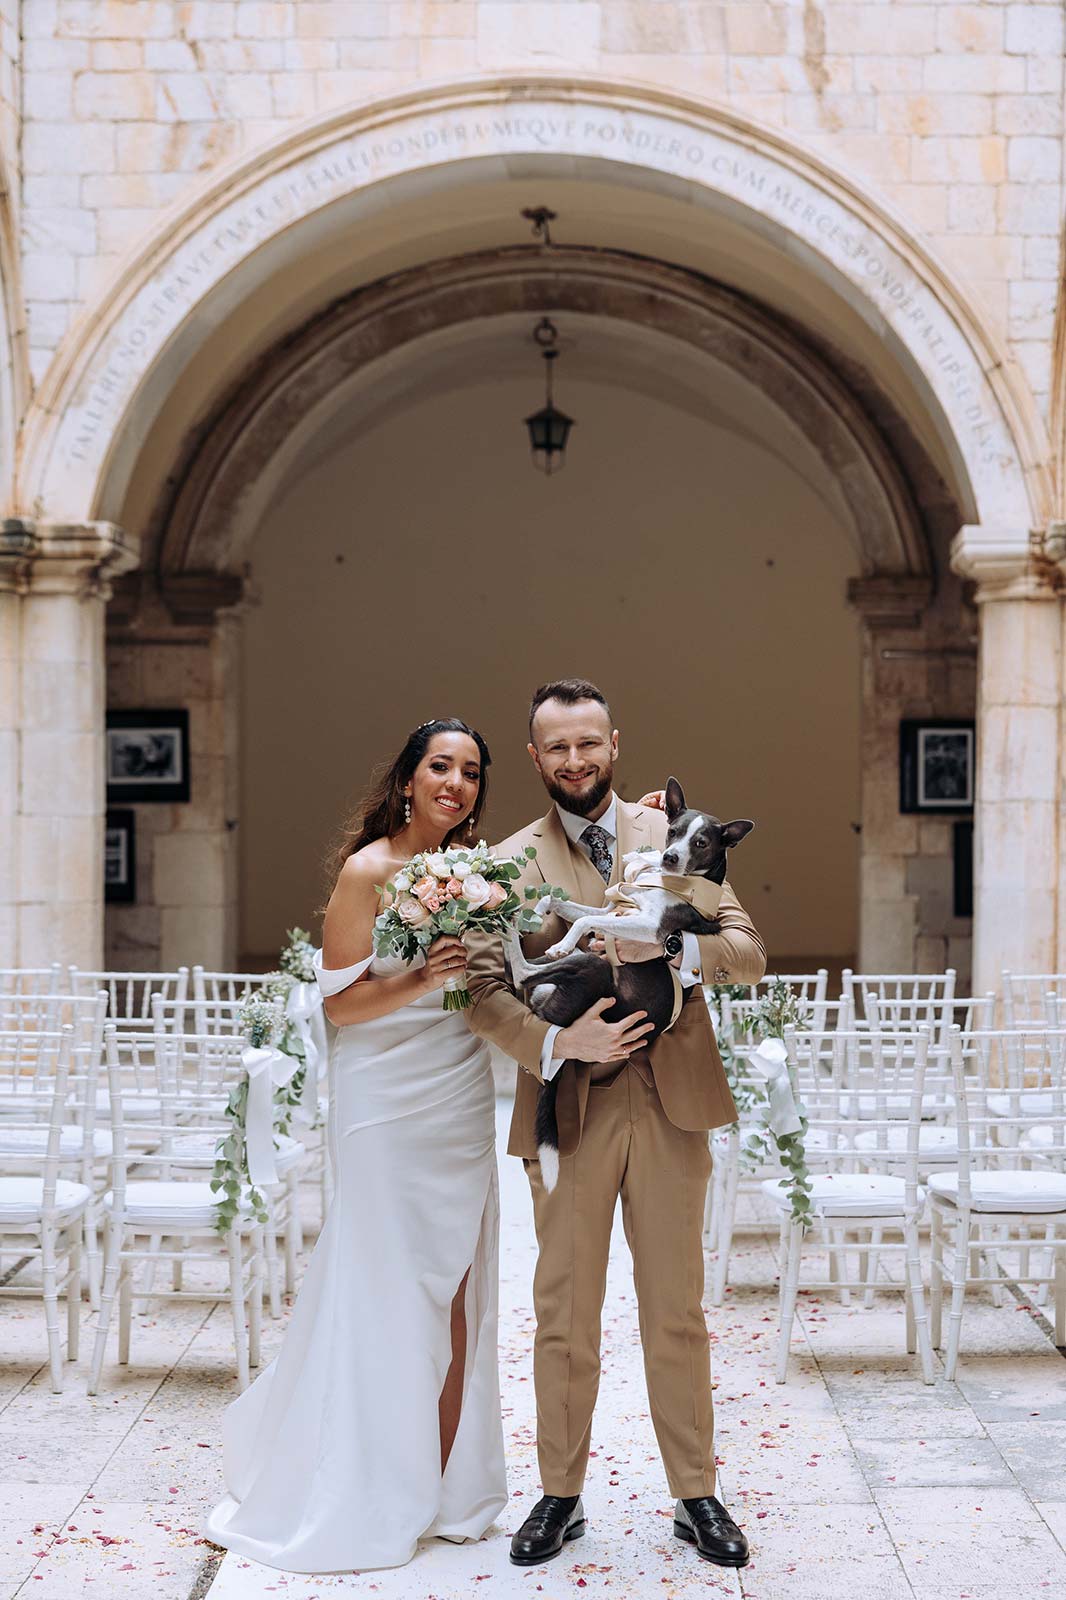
[600,874,723,1033]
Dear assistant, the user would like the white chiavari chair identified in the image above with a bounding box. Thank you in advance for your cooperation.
[765,1023,935,1384]
[149,997,307,1317]
[67,966,190,1029]
[703,994,854,1304]
[192,966,274,1005]
[88,1022,264,1393]
[0,992,108,1305]
[925,1026,1066,1379]
[0,964,63,998]
[0,1025,95,1390]
[742,969,829,1007]
[1001,971,1066,1029]
[844,968,956,1028]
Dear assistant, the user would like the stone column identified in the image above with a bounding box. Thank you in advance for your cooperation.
[848,575,936,974]
[953,529,1064,994]
[106,572,245,973]
[0,521,139,968]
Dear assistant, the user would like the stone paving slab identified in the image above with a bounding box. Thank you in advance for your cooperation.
[1,1098,1065,1599]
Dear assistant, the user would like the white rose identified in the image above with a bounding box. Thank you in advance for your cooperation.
[396,894,431,927]
[425,852,451,879]
[451,860,472,880]
[462,872,492,909]
[393,872,412,892]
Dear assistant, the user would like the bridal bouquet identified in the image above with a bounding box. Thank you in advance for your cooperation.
[374,842,566,1010]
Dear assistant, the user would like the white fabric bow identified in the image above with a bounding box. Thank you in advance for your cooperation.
[747,1037,804,1138]
[243,1045,300,1187]
[285,980,326,1121]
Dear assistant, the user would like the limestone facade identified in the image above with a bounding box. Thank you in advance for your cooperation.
[0,3,1063,991]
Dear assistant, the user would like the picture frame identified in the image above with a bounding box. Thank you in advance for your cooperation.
[104,809,136,904]
[899,719,975,814]
[105,709,190,804]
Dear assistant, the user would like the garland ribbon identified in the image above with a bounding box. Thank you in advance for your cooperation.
[243,1044,300,1185]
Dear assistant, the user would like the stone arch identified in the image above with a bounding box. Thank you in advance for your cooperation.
[17,75,1049,544]
[155,246,926,588]
[0,149,28,514]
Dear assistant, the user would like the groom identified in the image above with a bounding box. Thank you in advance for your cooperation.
[466,679,766,1569]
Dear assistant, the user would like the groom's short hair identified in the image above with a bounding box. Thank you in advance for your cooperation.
[529,678,612,739]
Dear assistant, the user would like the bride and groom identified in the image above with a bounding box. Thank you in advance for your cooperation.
[206,678,766,1574]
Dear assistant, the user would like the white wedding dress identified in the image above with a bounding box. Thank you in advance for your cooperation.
[205,948,508,1572]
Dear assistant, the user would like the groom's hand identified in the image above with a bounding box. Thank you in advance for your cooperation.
[556,997,655,1063]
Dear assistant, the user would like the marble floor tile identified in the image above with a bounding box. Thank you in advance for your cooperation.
[854,1435,1014,1490]
[984,1421,1066,1501]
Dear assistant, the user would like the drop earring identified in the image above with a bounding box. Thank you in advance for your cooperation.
[467,814,476,840]
[404,797,411,825]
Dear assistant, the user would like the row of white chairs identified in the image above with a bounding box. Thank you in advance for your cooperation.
[704,969,1066,1384]
[0,967,329,1390]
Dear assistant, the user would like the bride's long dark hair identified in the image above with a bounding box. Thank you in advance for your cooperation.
[326,718,492,890]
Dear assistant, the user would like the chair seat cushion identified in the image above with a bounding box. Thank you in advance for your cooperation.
[853,1124,959,1160]
[0,1125,112,1157]
[0,1177,91,1223]
[987,1090,1056,1118]
[103,1181,253,1228]
[927,1169,1066,1213]
[1022,1124,1063,1152]
[160,1132,306,1175]
[761,1171,918,1218]
[840,1091,953,1121]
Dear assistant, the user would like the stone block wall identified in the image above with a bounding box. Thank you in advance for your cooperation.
[104,610,239,971]
[18,0,1065,406]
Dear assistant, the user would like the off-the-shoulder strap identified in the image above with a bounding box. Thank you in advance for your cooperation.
[312,947,375,998]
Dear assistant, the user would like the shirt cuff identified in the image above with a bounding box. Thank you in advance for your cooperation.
[540,1025,564,1080]
[677,932,702,988]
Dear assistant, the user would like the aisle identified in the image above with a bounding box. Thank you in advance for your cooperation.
[204,1101,1066,1600]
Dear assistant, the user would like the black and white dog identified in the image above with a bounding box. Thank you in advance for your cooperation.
[506,778,754,1188]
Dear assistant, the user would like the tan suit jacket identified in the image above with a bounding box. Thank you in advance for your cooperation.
[466,798,767,1159]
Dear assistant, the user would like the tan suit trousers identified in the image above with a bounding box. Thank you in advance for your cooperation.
[524,1062,716,1500]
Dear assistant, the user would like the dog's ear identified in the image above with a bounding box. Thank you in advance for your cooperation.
[721,819,755,848]
[664,776,686,820]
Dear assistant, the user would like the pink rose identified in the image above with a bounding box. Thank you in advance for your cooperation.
[483,881,508,911]
[412,876,438,905]
[424,895,442,913]
[462,872,492,909]
[396,895,431,927]
[445,878,465,899]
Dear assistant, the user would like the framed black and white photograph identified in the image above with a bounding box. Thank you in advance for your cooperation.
[104,809,136,904]
[106,709,190,804]
[899,718,975,814]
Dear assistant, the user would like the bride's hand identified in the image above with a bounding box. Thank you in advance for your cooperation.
[418,935,468,993]
[639,788,666,810]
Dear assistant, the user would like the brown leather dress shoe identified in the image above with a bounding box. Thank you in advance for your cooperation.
[674,1495,750,1567]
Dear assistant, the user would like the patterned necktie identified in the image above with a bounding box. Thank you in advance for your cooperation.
[580,823,614,884]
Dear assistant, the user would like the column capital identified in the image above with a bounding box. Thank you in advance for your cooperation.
[0,519,140,598]
[846,573,934,628]
[950,524,1063,603]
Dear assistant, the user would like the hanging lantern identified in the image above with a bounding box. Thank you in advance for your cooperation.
[524,317,574,475]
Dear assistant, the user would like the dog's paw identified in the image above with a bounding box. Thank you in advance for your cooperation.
[544,941,568,959]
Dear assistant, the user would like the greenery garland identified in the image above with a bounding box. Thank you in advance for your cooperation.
[211,928,324,1233]
[708,975,814,1230]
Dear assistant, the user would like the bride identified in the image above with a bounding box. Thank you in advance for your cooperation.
[206,717,508,1572]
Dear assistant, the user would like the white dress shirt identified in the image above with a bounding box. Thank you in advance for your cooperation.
[539,796,703,1080]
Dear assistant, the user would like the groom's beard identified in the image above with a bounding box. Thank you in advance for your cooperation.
[542,765,614,818]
